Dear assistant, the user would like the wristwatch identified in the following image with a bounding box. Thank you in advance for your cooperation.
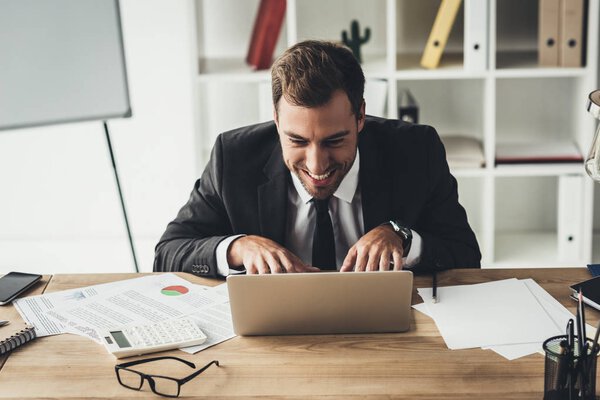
[384,220,412,255]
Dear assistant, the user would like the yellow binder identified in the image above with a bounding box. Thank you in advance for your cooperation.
[420,0,463,69]
[538,0,561,67]
[559,0,585,67]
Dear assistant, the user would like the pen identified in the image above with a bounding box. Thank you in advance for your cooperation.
[577,291,584,355]
[577,290,587,397]
[432,272,438,304]
[0,320,9,327]
[567,318,574,352]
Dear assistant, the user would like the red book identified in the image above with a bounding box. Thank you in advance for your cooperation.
[246,0,286,70]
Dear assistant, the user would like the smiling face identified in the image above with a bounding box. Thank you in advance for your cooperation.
[275,90,365,200]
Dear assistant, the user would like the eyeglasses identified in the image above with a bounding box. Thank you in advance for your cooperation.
[115,356,219,398]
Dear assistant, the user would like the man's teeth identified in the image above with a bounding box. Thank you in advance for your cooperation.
[308,171,333,181]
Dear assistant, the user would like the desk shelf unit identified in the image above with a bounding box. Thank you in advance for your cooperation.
[193,0,600,268]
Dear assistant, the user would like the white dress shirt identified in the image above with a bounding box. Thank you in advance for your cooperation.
[216,150,422,275]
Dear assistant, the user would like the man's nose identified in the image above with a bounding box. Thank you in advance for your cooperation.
[305,145,329,174]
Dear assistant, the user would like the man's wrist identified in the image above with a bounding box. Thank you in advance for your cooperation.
[381,220,412,255]
[216,234,246,276]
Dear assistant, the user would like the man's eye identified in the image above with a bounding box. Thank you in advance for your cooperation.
[325,139,344,146]
[290,138,307,145]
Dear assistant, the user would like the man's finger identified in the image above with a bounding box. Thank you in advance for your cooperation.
[392,251,403,271]
[354,249,368,272]
[365,250,380,271]
[246,264,258,275]
[278,257,294,273]
[340,248,357,272]
[298,264,321,273]
[379,252,391,271]
[255,259,270,274]
[264,254,282,274]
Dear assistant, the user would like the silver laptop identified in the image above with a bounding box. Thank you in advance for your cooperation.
[226,271,413,336]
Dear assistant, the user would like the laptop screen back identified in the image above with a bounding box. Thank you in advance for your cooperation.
[227,271,413,336]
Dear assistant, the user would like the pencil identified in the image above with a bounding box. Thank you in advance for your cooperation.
[432,272,438,304]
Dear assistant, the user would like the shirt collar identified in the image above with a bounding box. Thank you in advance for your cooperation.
[290,150,360,205]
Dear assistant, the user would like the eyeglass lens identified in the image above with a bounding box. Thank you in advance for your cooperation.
[150,376,180,397]
[117,368,143,390]
[118,368,181,397]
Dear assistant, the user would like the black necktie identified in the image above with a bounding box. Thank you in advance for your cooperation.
[312,198,336,270]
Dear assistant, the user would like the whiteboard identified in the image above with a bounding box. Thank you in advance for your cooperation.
[0,0,131,130]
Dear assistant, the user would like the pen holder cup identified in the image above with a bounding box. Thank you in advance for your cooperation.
[543,335,598,400]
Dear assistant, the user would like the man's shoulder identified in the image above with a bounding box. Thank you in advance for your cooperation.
[362,116,438,145]
[214,121,281,172]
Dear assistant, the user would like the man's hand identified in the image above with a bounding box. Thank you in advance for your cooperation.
[340,225,404,272]
[228,235,321,274]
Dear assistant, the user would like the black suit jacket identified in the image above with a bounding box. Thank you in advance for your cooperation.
[154,117,481,278]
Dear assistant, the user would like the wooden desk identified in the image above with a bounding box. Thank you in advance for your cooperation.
[0,269,596,399]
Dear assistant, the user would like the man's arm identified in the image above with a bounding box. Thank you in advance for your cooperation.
[341,123,480,272]
[154,133,319,277]
[412,127,481,270]
[154,136,231,278]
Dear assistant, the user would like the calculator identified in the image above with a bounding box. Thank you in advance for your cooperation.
[101,317,207,358]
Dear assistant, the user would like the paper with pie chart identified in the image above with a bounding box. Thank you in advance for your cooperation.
[44,273,228,343]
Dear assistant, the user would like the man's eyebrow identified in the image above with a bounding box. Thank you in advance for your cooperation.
[283,130,350,140]
[283,131,307,140]
[324,131,351,140]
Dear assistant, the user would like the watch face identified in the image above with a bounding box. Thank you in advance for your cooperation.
[398,227,411,239]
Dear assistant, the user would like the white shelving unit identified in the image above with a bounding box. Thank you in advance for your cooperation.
[193,0,600,268]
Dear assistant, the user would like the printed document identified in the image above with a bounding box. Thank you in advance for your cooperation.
[180,283,236,353]
[44,274,227,343]
[16,274,237,352]
[14,278,133,337]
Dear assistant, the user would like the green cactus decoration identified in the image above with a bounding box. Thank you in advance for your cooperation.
[341,20,371,63]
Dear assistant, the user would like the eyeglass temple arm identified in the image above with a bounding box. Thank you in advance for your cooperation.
[117,356,196,369]
[180,360,220,384]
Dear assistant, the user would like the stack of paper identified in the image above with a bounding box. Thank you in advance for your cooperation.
[441,135,485,169]
[13,273,235,354]
[495,141,583,164]
[414,278,594,360]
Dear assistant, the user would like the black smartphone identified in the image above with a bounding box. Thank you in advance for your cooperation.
[0,272,42,305]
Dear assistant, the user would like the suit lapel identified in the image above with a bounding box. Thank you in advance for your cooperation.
[257,143,288,245]
[359,134,393,233]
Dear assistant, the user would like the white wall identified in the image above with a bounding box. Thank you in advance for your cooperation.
[0,0,197,274]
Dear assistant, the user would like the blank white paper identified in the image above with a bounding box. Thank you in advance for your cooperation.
[418,278,561,349]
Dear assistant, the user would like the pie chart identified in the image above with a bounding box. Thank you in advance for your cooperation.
[161,285,189,296]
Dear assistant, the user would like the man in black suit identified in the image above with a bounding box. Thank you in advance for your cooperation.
[154,40,480,278]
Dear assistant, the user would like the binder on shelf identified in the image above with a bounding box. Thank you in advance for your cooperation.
[463,0,487,71]
[0,323,36,356]
[559,0,585,67]
[397,89,418,123]
[420,0,463,69]
[557,174,583,262]
[246,0,286,71]
[495,141,583,164]
[538,0,561,67]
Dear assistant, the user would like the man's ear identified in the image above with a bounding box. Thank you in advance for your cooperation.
[357,100,366,132]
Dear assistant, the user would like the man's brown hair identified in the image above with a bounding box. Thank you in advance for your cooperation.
[271,40,365,119]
